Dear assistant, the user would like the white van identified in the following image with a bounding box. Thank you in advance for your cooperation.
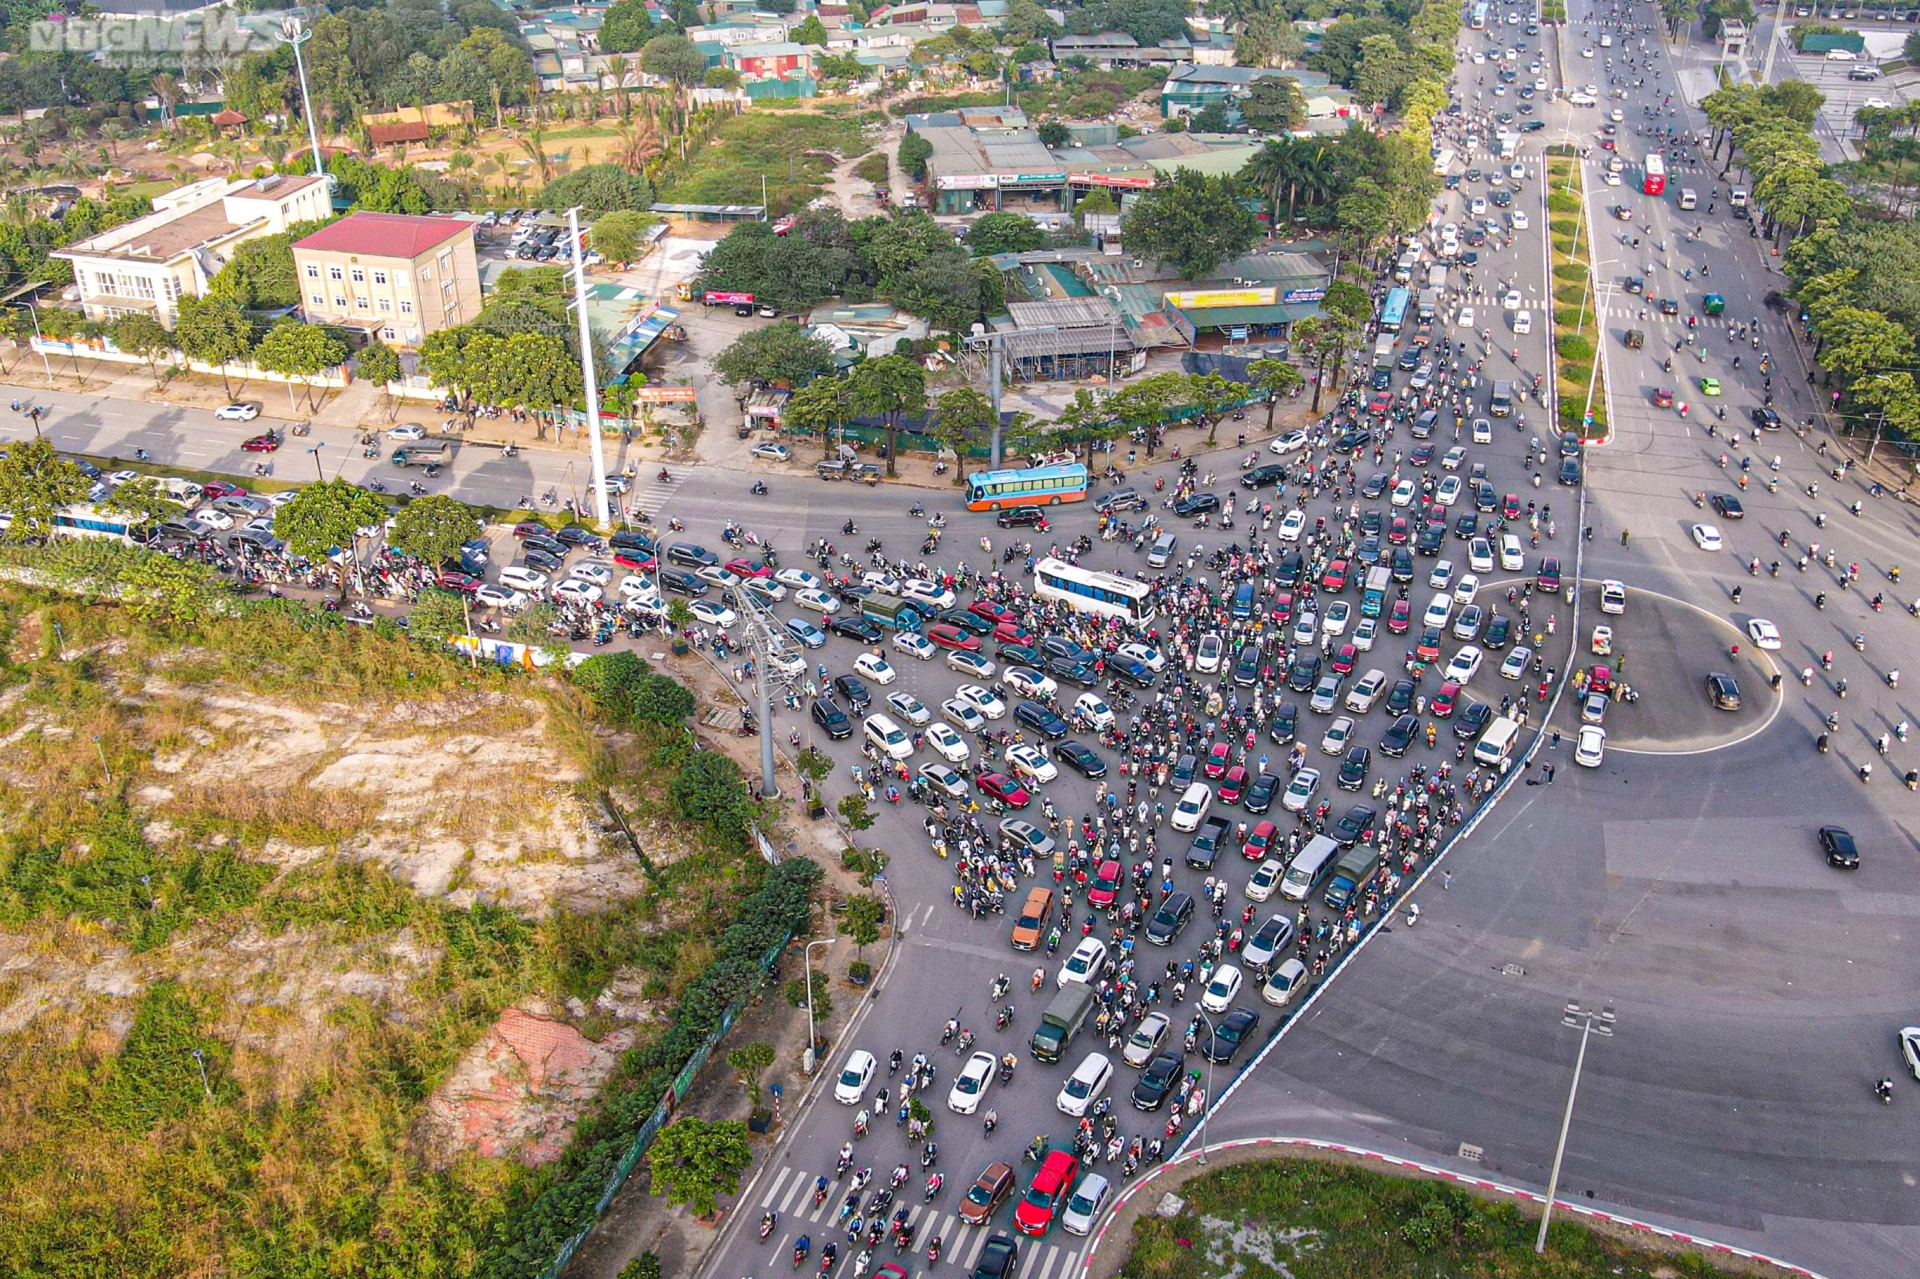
[1677,188,1698,211]
[160,476,204,506]
[1281,835,1342,901]
[1170,781,1212,832]
[1473,715,1522,766]
[863,713,913,761]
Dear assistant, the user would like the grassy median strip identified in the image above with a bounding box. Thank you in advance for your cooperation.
[1547,151,1608,440]
[1119,1157,1769,1279]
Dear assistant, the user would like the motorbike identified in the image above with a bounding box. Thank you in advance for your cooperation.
[761,1211,777,1241]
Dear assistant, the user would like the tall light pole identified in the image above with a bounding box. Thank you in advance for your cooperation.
[278,12,326,182]
[1190,1010,1218,1164]
[307,442,326,482]
[1536,999,1616,1255]
[803,937,839,1071]
[566,207,611,527]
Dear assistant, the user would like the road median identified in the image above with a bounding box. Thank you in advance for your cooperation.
[1546,149,1611,443]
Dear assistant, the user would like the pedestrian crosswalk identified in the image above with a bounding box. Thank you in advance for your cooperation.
[626,469,680,520]
[757,1163,1088,1279]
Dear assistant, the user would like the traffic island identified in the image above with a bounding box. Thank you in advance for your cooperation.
[1547,151,1610,443]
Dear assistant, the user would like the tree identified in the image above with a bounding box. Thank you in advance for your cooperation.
[793,14,829,44]
[103,477,177,530]
[506,600,561,648]
[712,323,837,389]
[1240,76,1305,132]
[633,673,696,725]
[355,340,404,420]
[1248,357,1305,430]
[898,132,934,182]
[1191,101,1232,134]
[847,355,927,478]
[390,494,482,568]
[1820,305,1914,382]
[838,792,875,831]
[642,33,709,100]
[670,749,756,844]
[573,650,652,720]
[110,313,175,384]
[784,375,854,459]
[931,387,996,460]
[967,211,1046,256]
[842,893,883,960]
[1185,371,1240,444]
[1122,167,1260,279]
[114,549,228,628]
[725,1041,777,1100]
[695,216,856,313]
[208,225,326,309]
[600,0,656,52]
[593,209,658,264]
[271,479,389,600]
[407,587,470,646]
[253,319,349,412]
[0,437,86,542]
[646,1118,753,1219]
[539,164,654,217]
[1036,120,1071,149]
[173,296,254,397]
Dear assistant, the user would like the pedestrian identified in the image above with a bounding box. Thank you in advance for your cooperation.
[1543,762,1555,785]
[1442,869,1452,890]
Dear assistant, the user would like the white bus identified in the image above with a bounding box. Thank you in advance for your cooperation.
[1033,557,1156,626]
[0,503,151,543]
[1432,146,1456,177]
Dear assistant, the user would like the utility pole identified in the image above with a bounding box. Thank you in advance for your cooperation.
[968,324,1055,469]
[730,582,801,798]
[1537,1000,1617,1254]
[567,207,611,527]
[1760,0,1791,86]
[278,12,326,182]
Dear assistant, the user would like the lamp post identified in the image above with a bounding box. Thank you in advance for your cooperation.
[1535,999,1616,1254]
[21,298,52,388]
[307,442,326,483]
[278,12,326,182]
[1190,1010,1218,1164]
[803,937,839,1071]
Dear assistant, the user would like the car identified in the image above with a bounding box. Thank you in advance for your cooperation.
[1218,765,1248,804]
[750,441,791,462]
[920,722,970,766]
[1750,406,1782,431]
[973,1233,1021,1279]
[1269,703,1299,745]
[775,567,825,592]
[1710,493,1745,520]
[1014,700,1069,740]
[1320,716,1355,756]
[1453,603,1485,641]
[553,579,604,607]
[1820,825,1860,870]
[1499,533,1524,570]
[1445,645,1484,684]
[926,622,980,653]
[976,771,1030,808]
[942,698,986,733]
[1056,1051,1113,1117]
[1575,723,1607,767]
[892,630,936,661]
[960,1163,1017,1226]
[949,1050,998,1114]
[1269,429,1309,455]
[240,431,281,453]
[956,684,1006,720]
[919,763,967,798]
[834,1049,876,1103]
[1171,493,1220,518]
[1240,771,1279,814]
[1387,598,1412,633]
[1261,957,1310,1008]
[948,650,997,679]
[1323,601,1352,635]
[794,587,841,614]
[1005,743,1058,786]
[1131,1049,1183,1110]
[1501,646,1534,681]
[1536,557,1562,592]
[1123,1011,1173,1068]
[1310,675,1342,716]
[1060,1171,1110,1237]
[1239,859,1283,906]
[1337,745,1371,790]
[1241,915,1295,972]
[473,584,525,610]
[1391,478,1418,508]
[1004,666,1057,700]
[214,402,261,421]
[1746,617,1782,651]
[832,674,873,713]
[853,652,897,685]
[1707,671,1742,710]
[1145,890,1195,944]
[1053,740,1108,780]
[1580,689,1609,725]
[1690,523,1723,552]
[1201,1007,1260,1062]
[1058,936,1107,988]
[1200,964,1244,1013]
[1352,617,1378,652]
[828,616,880,643]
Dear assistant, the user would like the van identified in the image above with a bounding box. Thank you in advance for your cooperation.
[1010,886,1055,950]
[1473,714,1521,766]
[863,712,913,761]
[1281,835,1341,901]
[1345,668,1388,714]
[160,476,204,506]
[1490,381,1513,418]
[1373,335,1396,369]
[1360,566,1391,617]
[1729,187,1749,211]
[1427,264,1447,292]
[1146,532,1178,569]
[1677,188,1698,211]
[1230,581,1255,620]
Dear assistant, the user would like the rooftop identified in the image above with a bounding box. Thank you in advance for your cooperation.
[293,212,473,259]
[59,175,324,263]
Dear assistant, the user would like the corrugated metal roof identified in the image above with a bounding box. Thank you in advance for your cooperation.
[1007,296,1123,329]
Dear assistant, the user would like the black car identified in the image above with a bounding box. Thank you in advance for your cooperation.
[1390,549,1414,582]
[1109,658,1156,689]
[829,615,882,643]
[811,700,853,739]
[659,567,707,597]
[1131,1050,1184,1110]
[1819,824,1859,869]
[1397,348,1420,371]
[1241,463,1287,489]
[1362,472,1390,499]
[1171,493,1220,518]
[1185,815,1231,870]
[1268,703,1299,745]
[665,542,718,568]
[1415,524,1446,556]
[1038,635,1090,663]
[1475,480,1498,512]
[520,547,563,573]
[1410,443,1435,467]
[1334,803,1377,848]
[996,507,1046,529]
[1287,655,1320,692]
[1243,771,1280,813]
[1454,699,1494,739]
[1370,367,1392,390]
[1749,406,1782,431]
[1359,509,1383,534]
[1557,457,1582,486]
[1233,644,1263,687]
[1145,891,1194,945]
[1710,493,1745,519]
[971,1234,1020,1279]
[1385,679,1416,716]
[1337,745,1371,790]
[1055,740,1108,779]
[939,608,995,636]
[1482,614,1512,651]
[1014,700,1069,739]
[1380,714,1417,757]
[523,533,567,558]
[1453,512,1478,540]
[1659,297,1681,316]
[608,529,654,554]
[1332,427,1371,453]
[1706,671,1742,710]
[1046,655,1099,689]
[554,525,601,549]
[834,674,872,712]
[1277,551,1304,583]
[1201,1007,1260,1063]
[1171,753,1197,785]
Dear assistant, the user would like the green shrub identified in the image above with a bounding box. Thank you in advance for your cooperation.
[1550,217,1578,237]
[854,152,889,184]
[1547,192,1581,215]
[1558,334,1596,363]
[1553,261,1589,282]
[1554,283,1588,305]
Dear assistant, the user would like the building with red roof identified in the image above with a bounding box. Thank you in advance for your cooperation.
[291,211,482,345]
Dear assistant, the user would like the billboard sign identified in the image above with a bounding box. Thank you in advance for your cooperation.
[632,386,700,403]
[704,290,754,305]
[1281,287,1328,304]
[1070,172,1155,189]
[934,173,999,189]
[1164,287,1278,309]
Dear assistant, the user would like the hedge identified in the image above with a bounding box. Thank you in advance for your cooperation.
[1555,284,1588,305]
[1550,217,1578,237]
[1547,192,1581,215]
[1553,261,1589,282]
[1558,334,1596,363]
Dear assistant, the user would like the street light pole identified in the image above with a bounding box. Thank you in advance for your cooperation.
[307,443,326,483]
[1191,1010,1218,1164]
[803,937,839,1071]
[278,12,326,183]
[1536,1000,1616,1254]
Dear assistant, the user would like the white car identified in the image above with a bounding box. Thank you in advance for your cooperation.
[1441,446,1467,472]
[1351,617,1377,651]
[1055,1051,1113,1117]
[1600,579,1627,615]
[1116,641,1165,672]
[1435,476,1463,507]
[1200,964,1244,1014]
[1459,305,1477,329]
[569,561,613,586]
[1269,429,1309,455]
[1004,666,1058,700]
[1170,780,1212,832]
[1320,715,1355,755]
[1429,560,1455,591]
[955,684,1006,719]
[1292,613,1319,646]
[1500,533,1525,570]
[1902,1025,1920,1081]
[1061,1172,1110,1237]
[214,402,260,421]
[899,578,956,610]
[948,1050,997,1114]
[1502,289,1523,310]
[387,422,425,440]
[947,649,995,679]
[1195,632,1225,672]
[1510,210,1529,232]
[1453,573,1480,604]
[742,576,785,603]
[942,699,986,732]
[618,575,659,605]
[1245,858,1284,902]
[1824,47,1856,60]
[794,587,841,614]
[689,599,735,627]
[1006,743,1058,785]
[192,506,236,530]
[1747,618,1782,650]
[1468,537,1494,574]
[1444,645,1484,684]
[1075,691,1116,729]
[834,1049,876,1104]
[892,630,937,661]
[926,722,971,764]
[887,691,931,725]
[1501,646,1533,680]
[1609,107,1625,122]
[1322,600,1352,635]
[853,652,897,685]
[775,567,825,592]
[1391,478,1418,507]
[500,565,550,593]
[1513,310,1532,336]
[1282,767,1320,813]
[553,580,604,607]
[474,584,525,610]
[1277,509,1306,541]
[1423,593,1454,630]
[1575,724,1607,767]
[1690,523,1723,552]
[1058,936,1107,988]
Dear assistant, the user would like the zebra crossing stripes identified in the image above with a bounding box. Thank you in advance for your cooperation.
[625,469,680,518]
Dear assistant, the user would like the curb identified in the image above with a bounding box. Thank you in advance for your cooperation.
[1075,1137,1828,1279]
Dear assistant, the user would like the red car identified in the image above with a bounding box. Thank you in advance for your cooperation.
[613,549,657,571]
[1415,626,1443,664]
[513,520,544,539]
[724,557,771,578]
[436,570,481,594]
[927,623,981,652]
[1388,598,1413,633]
[1367,390,1393,415]
[969,599,1015,625]
[1432,680,1461,718]
[1204,742,1231,779]
[993,620,1032,645]
[240,431,280,453]
[1588,664,1612,697]
[1273,591,1294,625]
[203,481,247,500]
[1242,820,1278,861]
[1331,643,1358,675]
[1219,766,1247,804]
[976,772,1031,809]
[1322,558,1349,592]
[1088,859,1123,909]
[1537,557,1562,593]
[1503,494,1523,520]
[1388,516,1410,545]
[1015,1150,1078,1236]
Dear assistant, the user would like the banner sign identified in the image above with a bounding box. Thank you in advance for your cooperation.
[1010,172,1067,183]
[704,290,753,305]
[1281,287,1328,304]
[1164,287,1277,309]
[631,386,700,402]
[934,173,998,189]
[1071,172,1155,189]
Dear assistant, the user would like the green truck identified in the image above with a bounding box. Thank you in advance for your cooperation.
[1030,983,1096,1064]
[1323,845,1381,910]
[859,592,923,632]
[390,442,452,468]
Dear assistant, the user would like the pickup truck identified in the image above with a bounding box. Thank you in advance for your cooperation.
[1184,814,1232,871]
[390,442,452,468]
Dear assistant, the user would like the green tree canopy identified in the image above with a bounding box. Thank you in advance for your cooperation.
[712,323,837,389]
[271,479,389,598]
[0,436,86,543]
[538,164,655,217]
[645,1118,753,1219]
[1122,167,1260,279]
[172,296,255,397]
[592,210,660,264]
[847,354,927,477]
[389,494,483,568]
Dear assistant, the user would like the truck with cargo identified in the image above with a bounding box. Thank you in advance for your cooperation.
[1323,845,1382,910]
[1361,566,1392,618]
[390,443,452,468]
[1031,983,1096,1063]
[859,592,924,632]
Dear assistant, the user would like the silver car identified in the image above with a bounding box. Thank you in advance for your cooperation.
[1122,1012,1171,1068]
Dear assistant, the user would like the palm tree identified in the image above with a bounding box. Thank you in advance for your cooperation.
[518,126,554,184]
[151,73,179,130]
[614,114,663,174]
[98,119,127,162]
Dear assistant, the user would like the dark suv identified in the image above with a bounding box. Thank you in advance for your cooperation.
[1145,891,1194,945]
[996,507,1046,529]
[811,700,852,739]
